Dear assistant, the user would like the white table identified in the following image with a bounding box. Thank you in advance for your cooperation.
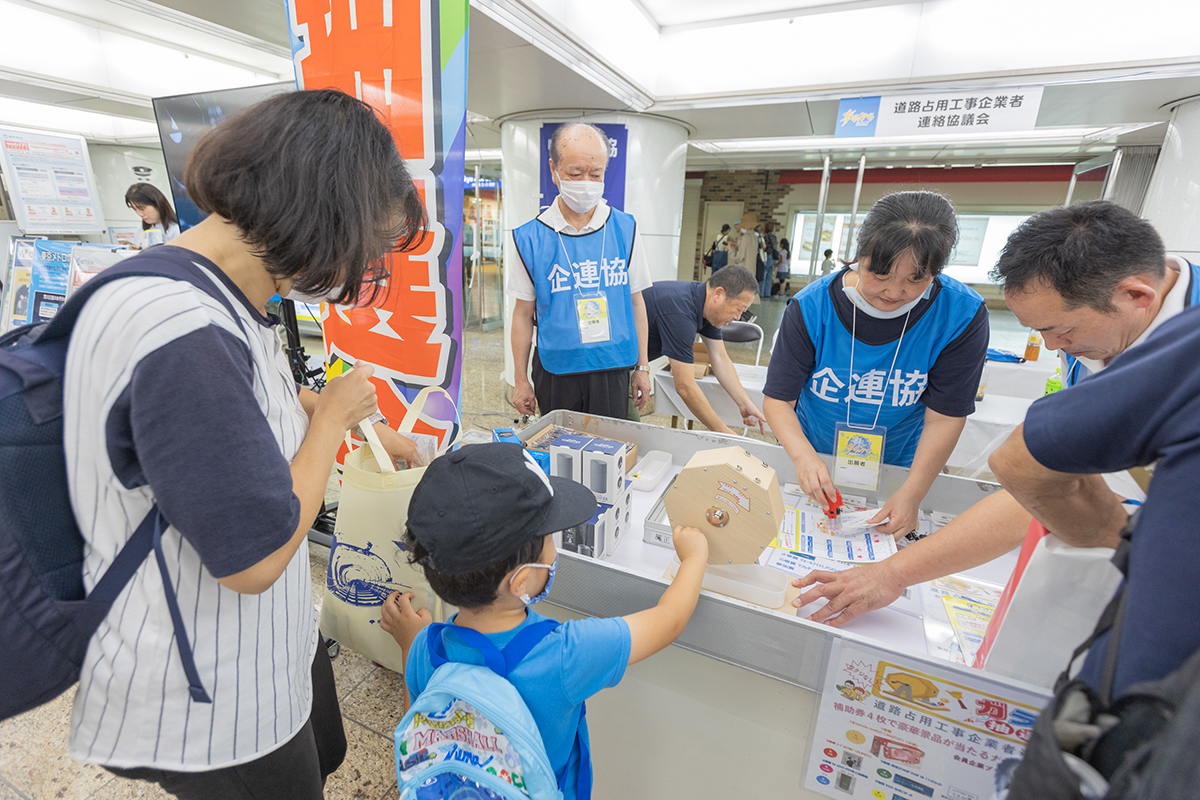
[654,363,1033,473]
[985,356,1059,400]
[652,363,769,430]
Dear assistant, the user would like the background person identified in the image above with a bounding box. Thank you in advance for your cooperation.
[643,266,765,434]
[821,248,836,276]
[66,89,426,799]
[763,191,988,538]
[791,200,1188,625]
[760,220,779,297]
[124,182,180,248]
[773,237,791,295]
[708,223,731,273]
[508,122,652,419]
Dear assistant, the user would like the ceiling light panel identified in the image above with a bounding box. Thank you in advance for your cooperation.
[0,1,286,104]
[0,95,159,143]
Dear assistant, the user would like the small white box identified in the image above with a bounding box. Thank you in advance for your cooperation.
[582,438,626,503]
[549,434,592,483]
[561,501,614,559]
[607,487,632,555]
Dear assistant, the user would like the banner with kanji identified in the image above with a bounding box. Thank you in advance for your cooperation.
[804,640,1049,800]
[286,0,467,448]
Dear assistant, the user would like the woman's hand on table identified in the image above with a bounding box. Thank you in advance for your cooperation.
[793,452,836,508]
[792,562,906,627]
[870,490,919,538]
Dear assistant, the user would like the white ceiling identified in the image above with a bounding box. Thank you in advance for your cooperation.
[1,0,1198,169]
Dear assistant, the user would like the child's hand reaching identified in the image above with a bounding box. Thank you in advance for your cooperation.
[381,591,433,655]
[671,525,709,565]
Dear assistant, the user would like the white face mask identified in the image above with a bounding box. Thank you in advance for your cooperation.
[285,283,345,305]
[841,269,933,320]
[557,178,605,214]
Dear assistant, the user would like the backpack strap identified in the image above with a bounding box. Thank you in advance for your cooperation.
[426,619,560,679]
[38,247,249,344]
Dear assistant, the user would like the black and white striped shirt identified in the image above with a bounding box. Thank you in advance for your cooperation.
[64,249,317,770]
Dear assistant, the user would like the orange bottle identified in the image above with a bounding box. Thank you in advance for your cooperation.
[1024,330,1042,362]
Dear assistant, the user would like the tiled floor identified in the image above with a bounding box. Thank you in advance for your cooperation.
[3,292,1024,798]
[0,544,404,800]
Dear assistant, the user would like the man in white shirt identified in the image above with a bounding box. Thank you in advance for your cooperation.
[509,123,652,419]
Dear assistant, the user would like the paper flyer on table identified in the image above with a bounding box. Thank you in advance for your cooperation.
[804,640,1049,800]
[770,506,897,564]
[941,596,995,667]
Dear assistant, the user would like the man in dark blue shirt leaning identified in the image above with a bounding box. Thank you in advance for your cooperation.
[990,302,1200,697]
[643,266,764,435]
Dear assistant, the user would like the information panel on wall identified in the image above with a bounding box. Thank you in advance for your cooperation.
[835,87,1044,139]
[0,127,105,234]
[804,640,1048,800]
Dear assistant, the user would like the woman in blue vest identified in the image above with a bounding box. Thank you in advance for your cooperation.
[763,191,989,537]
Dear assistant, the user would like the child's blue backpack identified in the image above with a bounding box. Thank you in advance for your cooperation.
[395,620,587,800]
[0,249,241,720]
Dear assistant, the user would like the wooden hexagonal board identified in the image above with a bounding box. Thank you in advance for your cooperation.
[662,446,785,565]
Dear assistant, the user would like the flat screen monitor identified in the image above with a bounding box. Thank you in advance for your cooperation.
[152,82,294,231]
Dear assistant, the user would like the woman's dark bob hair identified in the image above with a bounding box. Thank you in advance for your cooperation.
[852,190,959,279]
[124,182,178,231]
[184,89,426,306]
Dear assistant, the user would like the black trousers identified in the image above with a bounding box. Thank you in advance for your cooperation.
[106,640,347,800]
[532,350,631,420]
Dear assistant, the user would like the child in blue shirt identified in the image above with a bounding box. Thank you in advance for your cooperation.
[379,442,708,799]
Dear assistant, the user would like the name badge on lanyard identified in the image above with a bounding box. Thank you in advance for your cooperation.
[576,296,610,343]
[834,420,886,491]
[832,303,913,492]
[558,228,611,345]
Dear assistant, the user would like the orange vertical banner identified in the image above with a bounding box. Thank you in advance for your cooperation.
[286,0,468,447]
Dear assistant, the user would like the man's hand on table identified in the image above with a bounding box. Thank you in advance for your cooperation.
[792,562,907,628]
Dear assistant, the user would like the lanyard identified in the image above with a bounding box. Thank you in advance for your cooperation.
[556,223,607,298]
[846,303,913,430]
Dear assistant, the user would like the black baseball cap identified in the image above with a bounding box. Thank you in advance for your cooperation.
[406,442,597,574]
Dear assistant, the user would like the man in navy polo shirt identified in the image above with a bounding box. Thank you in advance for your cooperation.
[990,302,1200,696]
[644,265,765,435]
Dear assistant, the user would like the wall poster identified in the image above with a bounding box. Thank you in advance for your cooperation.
[0,127,105,234]
[805,640,1049,800]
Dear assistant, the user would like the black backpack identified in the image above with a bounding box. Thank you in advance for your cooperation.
[0,249,245,720]
[1006,511,1200,800]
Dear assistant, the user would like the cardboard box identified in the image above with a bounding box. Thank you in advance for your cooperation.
[527,448,550,475]
[582,438,626,504]
[491,427,520,445]
[528,426,638,474]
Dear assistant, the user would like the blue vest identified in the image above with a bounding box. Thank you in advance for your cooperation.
[793,273,984,467]
[1064,259,1200,388]
[513,210,638,375]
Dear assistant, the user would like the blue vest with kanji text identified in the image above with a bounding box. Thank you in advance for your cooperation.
[1063,259,1200,388]
[793,273,984,467]
[513,210,638,375]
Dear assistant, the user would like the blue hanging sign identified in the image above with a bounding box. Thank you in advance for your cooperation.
[834,97,881,138]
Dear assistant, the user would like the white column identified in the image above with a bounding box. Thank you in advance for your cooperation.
[500,112,689,386]
[1141,97,1200,263]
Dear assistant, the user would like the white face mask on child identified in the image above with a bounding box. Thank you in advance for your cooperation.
[510,559,557,606]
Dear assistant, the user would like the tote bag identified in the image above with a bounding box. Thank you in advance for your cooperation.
[319,387,461,672]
